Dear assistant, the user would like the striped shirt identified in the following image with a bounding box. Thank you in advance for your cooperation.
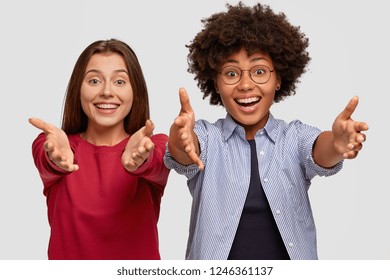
[164,113,342,260]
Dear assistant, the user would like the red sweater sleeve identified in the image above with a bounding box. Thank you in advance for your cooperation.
[129,133,170,191]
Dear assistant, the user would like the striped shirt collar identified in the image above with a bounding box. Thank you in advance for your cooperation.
[222,113,278,143]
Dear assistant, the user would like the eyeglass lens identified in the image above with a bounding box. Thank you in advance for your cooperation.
[220,65,272,85]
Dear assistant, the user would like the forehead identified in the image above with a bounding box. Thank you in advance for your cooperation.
[86,53,127,71]
[224,48,273,65]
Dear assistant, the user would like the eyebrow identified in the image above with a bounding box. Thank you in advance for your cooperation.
[84,69,129,76]
[225,57,269,64]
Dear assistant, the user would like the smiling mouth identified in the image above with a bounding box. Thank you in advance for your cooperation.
[235,97,260,107]
[95,103,119,109]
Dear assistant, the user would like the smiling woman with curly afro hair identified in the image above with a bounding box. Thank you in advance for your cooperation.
[187,1,310,105]
[165,1,368,260]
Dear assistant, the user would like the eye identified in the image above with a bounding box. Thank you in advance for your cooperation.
[222,67,240,78]
[115,79,126,85]
[251,66,267,76]
[88,78,100,85]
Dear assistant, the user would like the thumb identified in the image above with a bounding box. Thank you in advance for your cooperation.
[179,87,194,114]
[144,119,155,137]
[29,118,52,134]
[338,96,359,120]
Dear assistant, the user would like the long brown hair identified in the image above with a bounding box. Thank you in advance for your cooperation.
[61,39,149,135]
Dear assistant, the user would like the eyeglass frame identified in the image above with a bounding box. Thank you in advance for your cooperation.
[218,64,275,85]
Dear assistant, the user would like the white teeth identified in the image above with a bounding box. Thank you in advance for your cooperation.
[236,97,260,104]
[96,104,119,109]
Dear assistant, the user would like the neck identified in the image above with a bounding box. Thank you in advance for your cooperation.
[81,126,129,146]
[240,113,270,140]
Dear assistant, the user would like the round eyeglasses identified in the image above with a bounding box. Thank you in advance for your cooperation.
[219,65,274,85]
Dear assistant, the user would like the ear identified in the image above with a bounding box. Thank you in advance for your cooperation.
[275,75,282,91]
[213,79,220,94]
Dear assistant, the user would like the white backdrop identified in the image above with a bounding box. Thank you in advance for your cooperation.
[0,0,388,260]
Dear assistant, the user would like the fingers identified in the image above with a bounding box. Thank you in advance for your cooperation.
[170,88,203,169]
[346,119,368,152]
[61,163,79,172]
[353,121,369,132]
[71,164,79,171]
[343,139,364,159]
[179,87,194,114]
[347,131,366,152]
[29,117,53,134]
[338,96,359,121]
[144,119,155,137]
[174,88,195,127]
[332,96,369,161]
[122,118,156,171]
[123,147,152,172]
[30,118,78,172]
[174,115,187,127]
[178,130,204,170]
[343,150,359,159]
[45,145,79,172]
[141,120,155,151]
[348,127,367,143]
[43,141,55,153]
[186,149,204,170]
[136,140,154,155]
[344,126,367,159]
[131,140,154,161]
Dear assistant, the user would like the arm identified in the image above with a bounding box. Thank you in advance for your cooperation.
[167,88,204,170]
[29,117,79,172]
[313,96,369,168]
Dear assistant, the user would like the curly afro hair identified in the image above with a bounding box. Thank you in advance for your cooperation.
[186,2,311,106]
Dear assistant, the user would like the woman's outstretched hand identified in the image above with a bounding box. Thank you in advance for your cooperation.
[332,96,369,159]
[29,118,79,172]
[168,88,204,170]
[122,119,155,172]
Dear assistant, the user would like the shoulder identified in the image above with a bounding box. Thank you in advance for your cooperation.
[195,118,215,128]
[32,132,46,144]
[67,133,80,142]
[272,117,320,136]
[151,133,168,141]
[66,134,84,150]
[194,119,226,142]
[194,118,226,132]
[151,133,168,147]
[266,116,321,150]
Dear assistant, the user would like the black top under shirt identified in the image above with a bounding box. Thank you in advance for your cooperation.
[228,139,290,260]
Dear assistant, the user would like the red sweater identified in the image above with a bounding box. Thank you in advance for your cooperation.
[32,133,170,260]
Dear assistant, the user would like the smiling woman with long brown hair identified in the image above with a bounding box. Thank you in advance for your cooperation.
[29,39,169,260]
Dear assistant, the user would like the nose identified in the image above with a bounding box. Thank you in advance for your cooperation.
[100,82,114,97]
[237,70,254,91]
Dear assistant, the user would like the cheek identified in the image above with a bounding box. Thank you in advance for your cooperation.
[216,82,232,104]
[264,87,276,98]
[219,93,231,107]
[80,88,92,113]
[121,91,134,112]
[124,99,133,114]
[80,97,92,118]
[216,79,224,94]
